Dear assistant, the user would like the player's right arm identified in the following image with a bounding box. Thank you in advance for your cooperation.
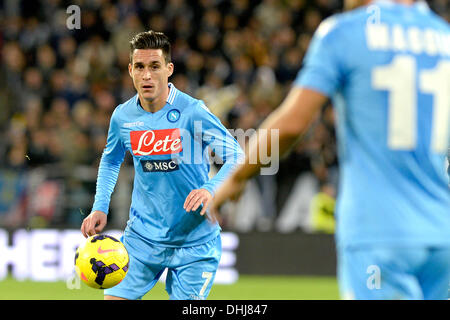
[81,109,127,237]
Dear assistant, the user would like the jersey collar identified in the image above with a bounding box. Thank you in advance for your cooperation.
[135,82,178,108]
[166,82,178,105]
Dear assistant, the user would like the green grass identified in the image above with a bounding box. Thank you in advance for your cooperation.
[0,275,339,300]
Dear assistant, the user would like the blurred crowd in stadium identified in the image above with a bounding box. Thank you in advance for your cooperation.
[0,0,449,231]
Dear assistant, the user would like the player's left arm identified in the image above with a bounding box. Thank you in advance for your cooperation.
[184,103,245,216]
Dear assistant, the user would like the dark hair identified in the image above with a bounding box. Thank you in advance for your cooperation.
[129,30,171,63]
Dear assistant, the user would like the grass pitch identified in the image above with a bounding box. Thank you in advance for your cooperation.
[0,275,339,300]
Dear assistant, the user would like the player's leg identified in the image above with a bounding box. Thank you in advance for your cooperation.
[337,246,426,299]
[104,230,167,300]
[417,246,450,300]
[165,234,221,300]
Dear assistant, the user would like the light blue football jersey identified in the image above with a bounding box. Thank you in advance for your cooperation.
[92,83,243,247]
[295,0,450,248]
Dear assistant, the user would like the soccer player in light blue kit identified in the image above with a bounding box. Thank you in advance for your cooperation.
[80,31,243,300]
[213,0,450,299]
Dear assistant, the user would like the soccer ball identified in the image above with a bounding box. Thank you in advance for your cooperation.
[74,234,129,289]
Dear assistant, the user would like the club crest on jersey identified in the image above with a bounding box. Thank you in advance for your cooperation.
[167,109,181,123]
[130,129,182,156]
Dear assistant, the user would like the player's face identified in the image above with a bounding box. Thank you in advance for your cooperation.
[129,49,174,104]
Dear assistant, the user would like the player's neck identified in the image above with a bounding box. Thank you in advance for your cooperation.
[138,87,169,113]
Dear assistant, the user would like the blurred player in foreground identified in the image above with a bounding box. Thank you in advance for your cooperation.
[81,30,243,300]
[212,0,450,299]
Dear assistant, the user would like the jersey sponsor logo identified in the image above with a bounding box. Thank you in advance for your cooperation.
[140,159,180,172]
[130,129,182,156]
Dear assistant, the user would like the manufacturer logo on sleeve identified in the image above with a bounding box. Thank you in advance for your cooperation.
[130,129,182,156]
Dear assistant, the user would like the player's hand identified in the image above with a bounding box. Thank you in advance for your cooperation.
[184,188,213,216]
[211,176,246,211]
[81,210,107,238]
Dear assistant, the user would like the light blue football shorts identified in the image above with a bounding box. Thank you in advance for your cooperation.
[337,245,450,300]
[104,229,222,300]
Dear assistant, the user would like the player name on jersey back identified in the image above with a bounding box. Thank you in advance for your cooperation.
[366,23,450,56]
